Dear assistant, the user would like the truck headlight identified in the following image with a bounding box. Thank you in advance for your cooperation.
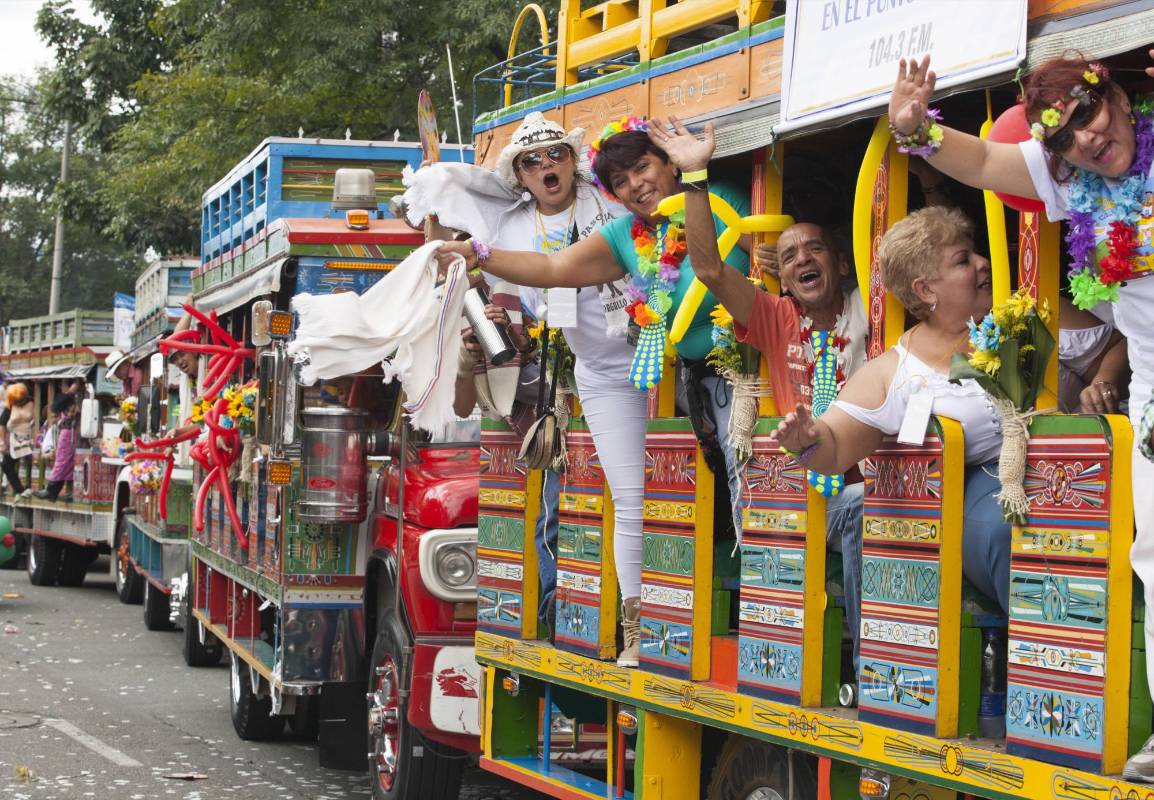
[418,529,478,602]
[435,544,475,588]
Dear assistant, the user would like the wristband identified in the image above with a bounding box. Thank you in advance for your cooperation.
[682,181,708,193]
[890,108,944,157]
[681,168,708,183]
[470,238,492,268]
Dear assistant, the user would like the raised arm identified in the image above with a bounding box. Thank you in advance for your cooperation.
[890,56,1039,201]
[437,231,625,289]
[648,116,758,326]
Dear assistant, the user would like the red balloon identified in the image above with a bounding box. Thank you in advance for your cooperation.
[986,104,1046,214]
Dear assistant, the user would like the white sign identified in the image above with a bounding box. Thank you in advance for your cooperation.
[778,0,1028,132]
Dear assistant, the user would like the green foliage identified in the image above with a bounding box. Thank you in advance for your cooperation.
[35,0,529,254]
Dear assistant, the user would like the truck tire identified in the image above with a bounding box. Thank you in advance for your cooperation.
[368,612,465,800]
[113,516,143,604]
[57,544,94,587]
[142,580,174,631]
[229,652,283,741]
[181,598,222,667]
[705,737,816,800]
[27,534,61,586]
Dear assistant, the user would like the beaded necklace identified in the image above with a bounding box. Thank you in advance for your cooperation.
[1066,99,1154,308]
[624,210,688,391]
[799,305,852,497]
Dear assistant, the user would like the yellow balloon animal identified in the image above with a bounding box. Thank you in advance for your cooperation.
[655,192,794,344]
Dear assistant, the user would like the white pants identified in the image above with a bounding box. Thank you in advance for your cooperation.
[580,385,649,599]
[1132,440,1154,700]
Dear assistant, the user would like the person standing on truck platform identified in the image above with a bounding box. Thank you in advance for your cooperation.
[889,51,1154,780]
[0,383,35,498]
[34,393,77,502]
[647,115,873,668]
[435,116,754,667]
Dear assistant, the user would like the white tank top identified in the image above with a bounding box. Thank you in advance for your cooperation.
[831,343,1003,465]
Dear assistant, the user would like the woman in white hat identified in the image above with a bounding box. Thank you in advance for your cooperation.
[406,112,656,666]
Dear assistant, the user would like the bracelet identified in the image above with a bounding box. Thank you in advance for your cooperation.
[682,180,708,193]
[890,109,944,157]
[681,168,708,183]
[779,437,821,461]
[470,238,492,268]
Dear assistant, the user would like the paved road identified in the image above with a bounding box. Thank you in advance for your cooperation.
[0,556,547,800]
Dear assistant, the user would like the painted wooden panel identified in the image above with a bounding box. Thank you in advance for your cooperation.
[639,418,714,680]
[748,36,783,102]
[563,82,648,146]
[554,420,618,659]
[1005,415,1133,774]
[649,50,750,120]
[737,418,827,705]
[858,417,964,737]
[478,419,538,638]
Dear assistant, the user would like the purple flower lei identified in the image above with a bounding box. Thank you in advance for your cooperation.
[1065,100,1154,280]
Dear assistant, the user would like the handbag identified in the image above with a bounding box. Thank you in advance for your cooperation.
[518,326,563,471]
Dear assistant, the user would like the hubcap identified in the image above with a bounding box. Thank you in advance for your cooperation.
[368,655,401,792]
[28,539,38,575]
[746,789,785,800]
[230,654,242,708]
[116,534,131,589]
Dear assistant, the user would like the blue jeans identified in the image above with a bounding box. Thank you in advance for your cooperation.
[831,482,866,670]
[534,468,561,624]
[846,460,1011,679]
[696,374,744,539]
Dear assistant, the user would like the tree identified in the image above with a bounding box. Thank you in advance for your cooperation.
[35,0,531,254]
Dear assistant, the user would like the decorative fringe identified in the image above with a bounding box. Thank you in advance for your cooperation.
[722,369,772,464]
[993,397,1038,524]
[551,386,573,473]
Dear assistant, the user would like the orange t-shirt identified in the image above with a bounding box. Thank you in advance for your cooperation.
[733,291,811,414]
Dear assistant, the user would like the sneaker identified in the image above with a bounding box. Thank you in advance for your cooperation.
[18,488,33,498]
[1124,734,1154,783]
[617,597,641,668]
[32,489,52,500]
[58,494,73,503]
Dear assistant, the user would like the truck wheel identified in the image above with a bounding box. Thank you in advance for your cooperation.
[368,612,464,800]
[57,544,93,587]
[705,737,816,800]
[142,581,174,631]
[181,597,222,667]
[229,652,283,741]
[113,516,143,604]
[27,534,61,586]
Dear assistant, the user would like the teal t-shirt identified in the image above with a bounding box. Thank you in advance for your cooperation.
[599,179,751,360]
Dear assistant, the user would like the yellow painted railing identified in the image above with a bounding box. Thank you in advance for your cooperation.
[553,0,774,87]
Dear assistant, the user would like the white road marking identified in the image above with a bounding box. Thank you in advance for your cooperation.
[43,718,144,767]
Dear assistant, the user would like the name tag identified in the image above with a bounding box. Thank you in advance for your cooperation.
[546,288,578,328]
[897,390,934,447]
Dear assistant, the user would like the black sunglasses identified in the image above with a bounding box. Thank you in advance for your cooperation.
[516,145,572,175]
[1043,90,1104,154]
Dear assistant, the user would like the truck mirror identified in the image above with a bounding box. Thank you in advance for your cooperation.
[251,300,273,347]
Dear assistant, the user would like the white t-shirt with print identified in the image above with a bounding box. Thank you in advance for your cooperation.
[1020,138,1154,425]
[495,202,634,392]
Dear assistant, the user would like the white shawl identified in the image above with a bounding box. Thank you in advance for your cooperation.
[288,241,468,437]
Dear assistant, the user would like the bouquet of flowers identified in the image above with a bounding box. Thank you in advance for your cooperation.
[119,397,138,435]
[221,381,259,436]
[526,321,576,396]
[129,457,164,496]
[188,396,214,424]
[707,291,764,462]
[949,288,1055,523]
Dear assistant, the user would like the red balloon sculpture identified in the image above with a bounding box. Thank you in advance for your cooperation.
[987,104,1047,215]
[131,303,256,547]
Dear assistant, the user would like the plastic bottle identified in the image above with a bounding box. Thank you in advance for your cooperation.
[978,627,1007,738]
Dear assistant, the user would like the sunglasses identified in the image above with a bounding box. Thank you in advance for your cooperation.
[1043,90,1104,154]
[516,145,572,175]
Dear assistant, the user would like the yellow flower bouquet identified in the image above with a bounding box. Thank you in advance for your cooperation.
[949,287,1055,522]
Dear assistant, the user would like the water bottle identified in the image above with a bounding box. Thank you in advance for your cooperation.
[463,285,517,366]
[979,627,1007,738]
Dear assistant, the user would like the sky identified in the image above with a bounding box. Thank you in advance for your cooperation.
[0,0,97,80]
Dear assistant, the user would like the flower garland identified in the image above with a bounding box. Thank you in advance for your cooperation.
[624,210,688,390]
[587,115,650,196]
[1065,97,1154,309]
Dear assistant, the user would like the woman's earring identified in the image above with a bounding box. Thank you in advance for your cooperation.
[929,301,938,313]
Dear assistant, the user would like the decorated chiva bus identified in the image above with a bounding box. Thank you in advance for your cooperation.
[142,137,488,793]
[464,1,1154,798]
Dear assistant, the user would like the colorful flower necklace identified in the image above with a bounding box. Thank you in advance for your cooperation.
[624,210,688,390]
[1065,97,1154,309]
[799,307,852,497]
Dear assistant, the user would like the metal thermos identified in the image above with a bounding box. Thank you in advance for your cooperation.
[298,407,370,523]
[463,285,517,366]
